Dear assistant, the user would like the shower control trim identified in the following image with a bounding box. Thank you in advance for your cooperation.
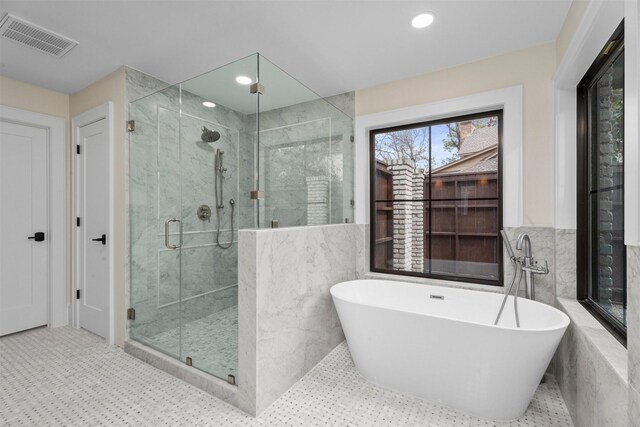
[197,205,212,222]
[164,218,181,249]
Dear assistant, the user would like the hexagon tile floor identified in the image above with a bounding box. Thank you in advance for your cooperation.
[0,326,573,426]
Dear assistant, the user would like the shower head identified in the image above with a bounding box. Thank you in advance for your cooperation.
[201,126,221,143]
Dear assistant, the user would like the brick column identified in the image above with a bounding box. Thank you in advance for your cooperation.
[306,176,329,225]
[597,68,623,306]
[412,169,425,273]
[389,159,414,271]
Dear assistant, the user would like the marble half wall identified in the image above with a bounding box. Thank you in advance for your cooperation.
[238,223,366,415]
[552,233,640,427]
[628,246,640,423]
[554,298,629,426]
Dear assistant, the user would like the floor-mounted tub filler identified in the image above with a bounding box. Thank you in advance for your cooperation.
[331,279,570,421]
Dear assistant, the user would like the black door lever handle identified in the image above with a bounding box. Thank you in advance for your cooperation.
[28,232,45,242]
[92,234,106,245]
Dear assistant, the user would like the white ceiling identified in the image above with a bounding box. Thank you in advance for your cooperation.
[0,0,573,97]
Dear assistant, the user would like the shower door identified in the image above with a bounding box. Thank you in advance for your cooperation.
[129,55,259,383]
[129,84,183,360]
[129,85,243,380]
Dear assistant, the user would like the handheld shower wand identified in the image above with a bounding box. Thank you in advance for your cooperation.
[214,148,234,249]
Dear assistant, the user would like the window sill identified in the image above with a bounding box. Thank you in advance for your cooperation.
[556,297,628,384]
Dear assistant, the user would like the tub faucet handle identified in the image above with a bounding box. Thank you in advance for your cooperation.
[523,260,549,275]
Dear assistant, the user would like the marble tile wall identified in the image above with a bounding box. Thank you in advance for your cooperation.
[554,229,577,299]
[552,229,640,427]
[255,92,355,227]
[237,223,366,415]
[127,66,356,342]
[628,246,640,422]
[126,67,252,342]
[502,227,555,306]
[554,298,629,426]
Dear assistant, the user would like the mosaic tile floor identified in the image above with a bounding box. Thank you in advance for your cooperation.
[0,326,573,426]
[149,305,238,378]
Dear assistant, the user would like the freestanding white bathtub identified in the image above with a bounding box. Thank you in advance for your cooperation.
[330,279,570,421]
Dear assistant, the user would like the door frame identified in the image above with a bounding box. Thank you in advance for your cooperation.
[0,105,67,330]
[71,102,115,345]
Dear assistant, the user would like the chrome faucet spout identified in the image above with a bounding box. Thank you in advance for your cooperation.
[515,233,532,257]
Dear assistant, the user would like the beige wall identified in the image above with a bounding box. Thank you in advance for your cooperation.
[356,43,556,226]
[1,70,127,346]
[0,76,73,311]
[70,67,127,346]
[556,0,591,66]
[0,76,70,118]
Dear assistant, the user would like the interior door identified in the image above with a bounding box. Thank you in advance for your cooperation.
[77,118,109,338]
[0,121,48,336]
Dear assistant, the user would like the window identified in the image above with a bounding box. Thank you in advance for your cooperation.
[370,110,503,285]
[577,21,626,342]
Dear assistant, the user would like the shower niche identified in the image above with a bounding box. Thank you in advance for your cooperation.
[127,53,354,406]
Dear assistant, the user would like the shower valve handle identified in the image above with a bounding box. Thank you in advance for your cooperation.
[522,260,549,275]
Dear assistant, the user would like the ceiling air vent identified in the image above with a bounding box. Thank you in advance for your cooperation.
[0,14,78,58]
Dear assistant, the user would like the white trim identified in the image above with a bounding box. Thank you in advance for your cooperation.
[625,0,640,246]
[72,102,115,345]
[553,1,624,236]
[354,85,523,227]
[0,105,67,329]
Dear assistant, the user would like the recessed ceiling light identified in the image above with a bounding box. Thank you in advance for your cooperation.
[235,75,252,85]
[411,13,434,29]
[202,101,216,108]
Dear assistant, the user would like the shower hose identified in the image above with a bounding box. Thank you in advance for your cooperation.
[494,260,523,328]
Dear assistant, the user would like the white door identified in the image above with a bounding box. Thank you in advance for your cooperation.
[0,121,48,336]
[77,118,109,338]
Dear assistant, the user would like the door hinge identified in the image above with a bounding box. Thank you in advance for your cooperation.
[127,308,135,320]
[250,190,265,200]
[76,217,80,227]
[76,289,80,299]
[76,144,80,154]
[249,83,264,95]
[127,120,135,132]
[350,135,355,143]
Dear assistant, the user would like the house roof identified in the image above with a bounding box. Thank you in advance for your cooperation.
[459,126,498,157]
[431,146,498,175]
[462,155,499,173]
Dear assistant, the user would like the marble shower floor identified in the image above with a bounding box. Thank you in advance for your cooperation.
[146,305,238,378]
[0,326,573,427]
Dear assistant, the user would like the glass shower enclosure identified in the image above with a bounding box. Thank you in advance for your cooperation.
[128,54,354,382]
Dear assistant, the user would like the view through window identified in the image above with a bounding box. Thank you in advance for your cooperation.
[577,21,626,339]
[370,111,502,285]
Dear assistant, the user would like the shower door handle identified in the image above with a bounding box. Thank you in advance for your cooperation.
[164,218,181,249]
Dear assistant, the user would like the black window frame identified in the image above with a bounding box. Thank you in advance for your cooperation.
[576,20,626,346]
[369,110,504,286]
